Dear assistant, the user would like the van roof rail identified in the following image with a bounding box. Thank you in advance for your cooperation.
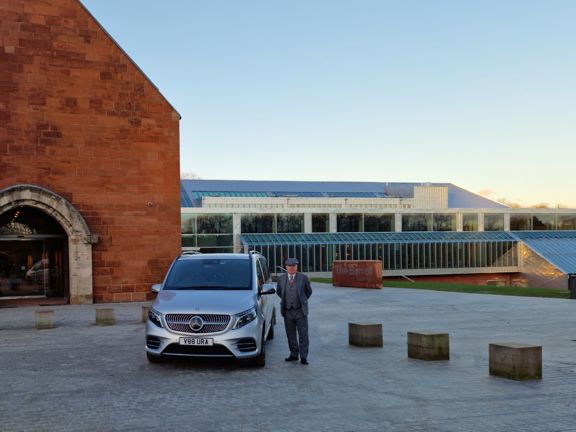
[181,248,201,255]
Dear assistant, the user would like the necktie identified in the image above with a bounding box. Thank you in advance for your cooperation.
[289,275,294,283]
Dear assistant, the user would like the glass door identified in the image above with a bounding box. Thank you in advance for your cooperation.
[0,238,67,299]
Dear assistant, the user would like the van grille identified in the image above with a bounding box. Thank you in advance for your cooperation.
[165,314,231,334]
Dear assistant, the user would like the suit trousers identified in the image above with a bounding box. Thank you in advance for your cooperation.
[284,308,309,360]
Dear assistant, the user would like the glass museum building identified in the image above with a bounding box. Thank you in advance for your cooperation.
[181,180,576,292]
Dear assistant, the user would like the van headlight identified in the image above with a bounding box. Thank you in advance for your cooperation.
[233,307,257,329]
[148,308,163,328]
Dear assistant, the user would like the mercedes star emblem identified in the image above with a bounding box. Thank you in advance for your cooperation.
[189,315,204,332]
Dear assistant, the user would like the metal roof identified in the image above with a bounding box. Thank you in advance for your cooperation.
[240,230,576,274]
[511,231,576,274]
[240,231,576,274]
[241,231,514,246]
[180,180,506,209]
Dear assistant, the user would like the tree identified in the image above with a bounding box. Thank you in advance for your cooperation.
[181,172,201,179]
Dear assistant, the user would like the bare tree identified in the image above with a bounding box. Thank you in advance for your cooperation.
[496,198,521,208]
[532,202,550,209]
[181,172,201,180]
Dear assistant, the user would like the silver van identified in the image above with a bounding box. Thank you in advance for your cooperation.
[145,252,276,367]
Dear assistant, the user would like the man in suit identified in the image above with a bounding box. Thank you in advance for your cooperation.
[276,257,313,365]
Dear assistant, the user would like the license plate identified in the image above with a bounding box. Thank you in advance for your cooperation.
[179,337,214,346]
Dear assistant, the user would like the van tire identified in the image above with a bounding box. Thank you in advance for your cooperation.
[266,312,275,341]
[146,352,163,363]
[252,331,266,367]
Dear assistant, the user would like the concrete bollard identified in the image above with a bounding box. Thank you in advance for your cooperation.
[489,342,542,380]
[35,310,55,330]
[95,308,115,326]
[348,323,383,347]
[141,305,151,323]
[407,331,449,361]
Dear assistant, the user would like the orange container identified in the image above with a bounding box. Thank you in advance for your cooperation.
[332,260,383,289]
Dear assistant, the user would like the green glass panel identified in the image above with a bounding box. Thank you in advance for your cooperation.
[196,214,232,234]
[433,214,456,231]
[182,235,196,247]
[402,214,432,231]
[277,214,304,233]
[181,214,196,234]
[532,214,557,230]
[364,214,394,232]
[558,214,576,230]
[510,214,531,231]
[196,234,234,247]
[463,214,478,231]
[484,214,504,231]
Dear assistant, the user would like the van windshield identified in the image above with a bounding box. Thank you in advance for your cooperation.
[164,258,252,290]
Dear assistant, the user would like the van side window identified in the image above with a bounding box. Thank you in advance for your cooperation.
[256,259,264,289]
[259,257,270,282]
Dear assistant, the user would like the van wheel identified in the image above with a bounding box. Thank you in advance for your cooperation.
[266,320,275,341]
[266,308,276,341]
[251,331,266,367]
[146,352,163,363]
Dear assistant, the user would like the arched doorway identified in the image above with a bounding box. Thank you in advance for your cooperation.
[0,185,97,304]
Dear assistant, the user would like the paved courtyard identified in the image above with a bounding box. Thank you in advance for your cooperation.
[1,283,575,432]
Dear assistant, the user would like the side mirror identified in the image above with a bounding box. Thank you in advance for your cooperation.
[151,284,161,293]
[260,287,276,296]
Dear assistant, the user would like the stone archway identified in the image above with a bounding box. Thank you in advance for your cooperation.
[0,184,98,304]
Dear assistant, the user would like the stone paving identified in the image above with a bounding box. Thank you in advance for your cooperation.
[1,283,576,432]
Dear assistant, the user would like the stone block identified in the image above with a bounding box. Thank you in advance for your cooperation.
[489,343,542,380]
[35,310,54,330]
[95,308,115,326]
[408,331,449,361]
[348,323,383,347]
[141,305,151,323]
[333,261,383,289]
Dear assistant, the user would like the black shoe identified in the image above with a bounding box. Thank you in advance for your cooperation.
[285,356,298,362]
[300,359,308,365]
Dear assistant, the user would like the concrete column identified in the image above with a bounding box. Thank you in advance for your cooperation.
[68,235,93,305]
[304,213,312,233]
[329,213,337,233]
[456,213,463,232]
[233,213,242,253]
[478,213,485,232]
[395,213,402,232]
[504,213,511,231]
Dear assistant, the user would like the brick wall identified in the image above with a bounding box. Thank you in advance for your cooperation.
[0,0,181,302]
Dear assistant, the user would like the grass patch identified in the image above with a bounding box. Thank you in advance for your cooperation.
[310,278,570,299]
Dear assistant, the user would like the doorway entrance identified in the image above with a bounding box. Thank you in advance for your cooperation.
[0,207,68,300]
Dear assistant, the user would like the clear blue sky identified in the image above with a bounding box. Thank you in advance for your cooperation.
[81,0,576,208]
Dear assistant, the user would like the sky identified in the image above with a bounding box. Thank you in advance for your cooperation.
[81,0,576,208]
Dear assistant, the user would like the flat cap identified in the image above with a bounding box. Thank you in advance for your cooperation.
[285,258,299,266]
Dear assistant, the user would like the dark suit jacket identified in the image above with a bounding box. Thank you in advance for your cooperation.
[276,272,313,317]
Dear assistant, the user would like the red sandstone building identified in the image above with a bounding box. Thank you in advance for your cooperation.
[0,0,181,304]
